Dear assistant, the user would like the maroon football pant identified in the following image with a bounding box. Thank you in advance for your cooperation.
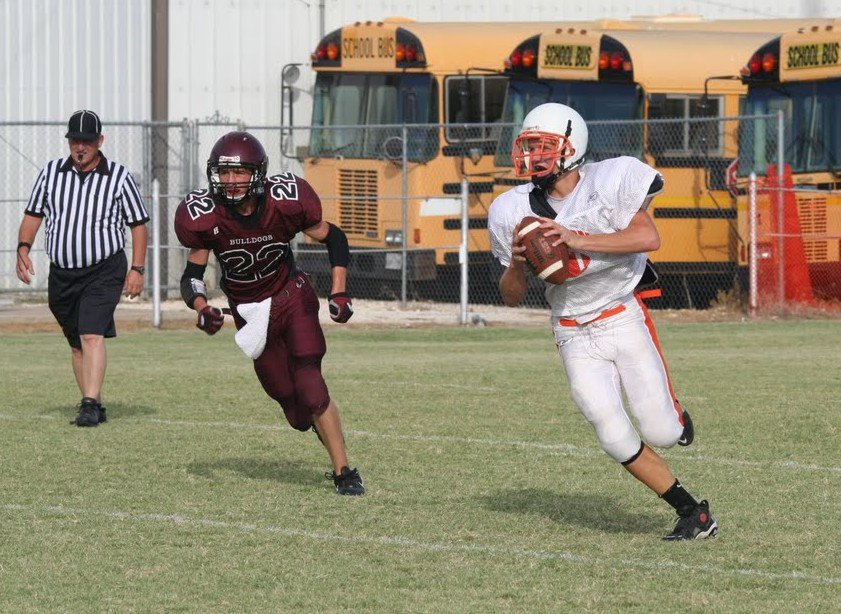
[234,273,330,431]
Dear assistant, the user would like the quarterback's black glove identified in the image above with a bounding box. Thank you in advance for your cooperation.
[197,305,224,335]
[328,292,354,323]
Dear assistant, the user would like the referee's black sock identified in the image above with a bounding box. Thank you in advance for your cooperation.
[660,480,698,517]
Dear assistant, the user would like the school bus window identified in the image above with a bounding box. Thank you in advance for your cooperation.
[648,95,722,155]
[311,72,436,162]
[311,73,365,157]
[738,87,788,175]
[444,75,508,141]
[737,81,841,176]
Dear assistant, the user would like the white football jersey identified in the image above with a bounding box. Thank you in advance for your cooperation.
[488,156,661,321]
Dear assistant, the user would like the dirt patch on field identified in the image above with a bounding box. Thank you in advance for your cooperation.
[0,293,757,334]
[5,293,839,334]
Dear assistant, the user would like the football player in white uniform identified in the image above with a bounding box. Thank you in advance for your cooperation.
[488,103,717,540]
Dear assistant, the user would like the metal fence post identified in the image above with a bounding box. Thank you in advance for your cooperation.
[776,109,785,303]
[459,176,469,325]
[400,124,408,308]
[181,119,192,196]
[142,121,152,196]
[152,179,162,328]
[748,172,758,318]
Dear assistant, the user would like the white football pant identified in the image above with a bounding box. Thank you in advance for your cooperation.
[552,293,684,463]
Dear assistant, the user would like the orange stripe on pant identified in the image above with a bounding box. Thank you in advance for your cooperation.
[634,292,685,426]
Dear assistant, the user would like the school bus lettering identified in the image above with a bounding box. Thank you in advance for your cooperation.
[543,44,592,69]
[786,42,840,70]
[378,36,395,58]
[342,36,396,60]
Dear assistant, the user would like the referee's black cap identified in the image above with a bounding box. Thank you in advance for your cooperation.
[65,110,102,140]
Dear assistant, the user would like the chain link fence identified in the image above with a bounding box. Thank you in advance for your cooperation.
[2,115,840,318]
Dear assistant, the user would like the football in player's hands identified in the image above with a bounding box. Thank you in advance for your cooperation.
[518,216,569,285]
[328,292,354,323]
[197,305,224,335]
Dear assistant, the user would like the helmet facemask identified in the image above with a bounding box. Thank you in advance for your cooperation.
[208,161,265,207]
[511,130,577,181]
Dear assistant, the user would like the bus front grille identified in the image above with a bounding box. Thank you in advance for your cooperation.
[797,195,828,262]
[337,169,379,238]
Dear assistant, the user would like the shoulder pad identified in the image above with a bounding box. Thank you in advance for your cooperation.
[264,172,303,202]
[175,189,218,232]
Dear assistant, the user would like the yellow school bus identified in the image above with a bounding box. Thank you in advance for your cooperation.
[493,28,788,307]
[738,24,841,300]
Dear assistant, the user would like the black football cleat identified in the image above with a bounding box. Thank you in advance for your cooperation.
[663,500,718,541]
[678,408,694,447]
[330,467,365,496]
[72,398,102,427]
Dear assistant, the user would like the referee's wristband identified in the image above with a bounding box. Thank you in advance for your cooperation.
[17,241,31,252]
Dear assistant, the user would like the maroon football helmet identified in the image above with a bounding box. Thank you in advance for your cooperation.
[206,131,268,207]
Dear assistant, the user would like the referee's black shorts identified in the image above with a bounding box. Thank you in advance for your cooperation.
[48,250,127,349]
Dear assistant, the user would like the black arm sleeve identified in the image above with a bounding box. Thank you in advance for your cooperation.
[180,260,209,308]
[320,222,350,268]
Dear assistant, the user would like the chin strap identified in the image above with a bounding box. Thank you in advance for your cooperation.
[531,172,559,192]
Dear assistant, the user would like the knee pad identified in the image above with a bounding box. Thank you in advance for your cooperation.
[639,419,683,449]
[292,356,330,416]
[589,416,642,462]
[278,396,314,432]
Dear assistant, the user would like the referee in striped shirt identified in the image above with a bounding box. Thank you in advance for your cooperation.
[15,110,149,427]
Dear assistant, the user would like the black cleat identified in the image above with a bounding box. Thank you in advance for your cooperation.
[678,409,694,447]
[72,398,101,427]
[663,500,718,541]
[329,466,365,496]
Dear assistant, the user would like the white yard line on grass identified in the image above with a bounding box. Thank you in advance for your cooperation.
[3,503,839,586]
[148,418,841,474]
[3,413,838,473]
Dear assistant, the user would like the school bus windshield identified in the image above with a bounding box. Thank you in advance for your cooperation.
[494,79,643,166]
[310,72,438,162]
[741,78,841,175]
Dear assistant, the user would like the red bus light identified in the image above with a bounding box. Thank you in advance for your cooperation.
[315,44,326,60]
[326,42,339,61]
[748,53,761,74]
[522,48,536,68]
[406,44,417,62]
[610,52,623,70]
[599,51,610,70]
[509,49,523,68]
[762,52,777,72]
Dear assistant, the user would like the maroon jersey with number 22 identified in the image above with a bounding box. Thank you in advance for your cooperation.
[174,172,322,305]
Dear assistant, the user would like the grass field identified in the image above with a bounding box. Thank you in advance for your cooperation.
[1,320,839,611]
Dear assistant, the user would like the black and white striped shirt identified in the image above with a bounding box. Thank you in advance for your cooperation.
[25,154,149,269]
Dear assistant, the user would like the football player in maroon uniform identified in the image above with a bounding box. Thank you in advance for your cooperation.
[174,131,363,495]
